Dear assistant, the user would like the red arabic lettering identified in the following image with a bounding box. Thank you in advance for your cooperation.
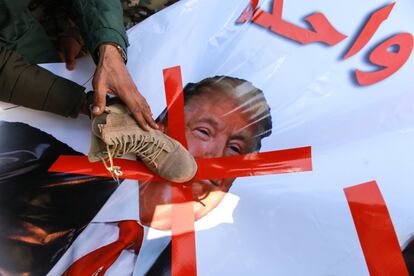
[355,32,414,86]
[343,3,395,59]
[237,0,413,86]
[251,0,347,45]
[236,0,258,23]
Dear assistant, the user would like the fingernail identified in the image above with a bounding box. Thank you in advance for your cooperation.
[92,106,100,114]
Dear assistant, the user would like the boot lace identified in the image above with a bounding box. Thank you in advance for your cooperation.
[100,134,166,181]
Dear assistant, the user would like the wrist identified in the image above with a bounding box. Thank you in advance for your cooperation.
[98,43,127,64]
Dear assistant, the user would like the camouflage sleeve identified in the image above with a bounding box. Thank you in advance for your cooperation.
[121,0,179,28]
[0,47,86,118]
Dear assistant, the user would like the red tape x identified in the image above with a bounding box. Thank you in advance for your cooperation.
[49,66,313,276]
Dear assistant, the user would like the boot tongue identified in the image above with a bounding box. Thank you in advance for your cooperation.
[91,113,108,138]
[106,104,130,114]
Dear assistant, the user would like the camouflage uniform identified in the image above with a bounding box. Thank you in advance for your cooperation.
[121,0,179,28]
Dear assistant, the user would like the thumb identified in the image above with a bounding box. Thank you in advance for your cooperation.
[92,89,107,116]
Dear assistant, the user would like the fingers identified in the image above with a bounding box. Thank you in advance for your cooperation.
[58,36,81,71]
[125,97,150,131]
[64,44,77,71]
[143,107,158,129]
[92,46,158,130]
[92,88,107,116]
[58,48,76,71]
[126,96,158,131]
[65,55,76,71]
[131,111,150,131]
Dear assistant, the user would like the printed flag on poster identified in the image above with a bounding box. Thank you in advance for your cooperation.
[1,0,414,275]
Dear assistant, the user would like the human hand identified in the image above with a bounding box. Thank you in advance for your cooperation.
[91,43,158,131]
[57,36,83,71]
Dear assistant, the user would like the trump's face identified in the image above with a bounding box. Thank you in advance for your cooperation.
[139,90,260,229]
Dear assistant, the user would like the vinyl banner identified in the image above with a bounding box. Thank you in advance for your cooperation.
[1,0,414,275]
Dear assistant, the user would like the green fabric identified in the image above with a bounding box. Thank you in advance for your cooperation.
[0,0,129,64]
[69,0,129,63]
[0,47,86,117]
[0,0,58,63]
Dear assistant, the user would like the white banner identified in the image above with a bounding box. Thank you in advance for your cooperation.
[1,0,414,275]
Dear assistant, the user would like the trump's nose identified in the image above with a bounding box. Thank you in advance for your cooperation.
[202,143,226,159]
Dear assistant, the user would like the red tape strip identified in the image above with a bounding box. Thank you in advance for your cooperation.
[163,66,197,276]
[344,181,409,276]
[163,66,188,147]
[48,147,312,181]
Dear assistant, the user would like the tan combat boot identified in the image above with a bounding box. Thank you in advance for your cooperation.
[88,104,197,183]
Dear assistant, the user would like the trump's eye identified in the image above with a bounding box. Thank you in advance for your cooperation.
[194,127,211,140]
[197,128,209,136]
[228,143,242,154]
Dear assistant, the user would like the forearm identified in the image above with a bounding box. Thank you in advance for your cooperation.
[0,47,86,118]
[71,0,129,63]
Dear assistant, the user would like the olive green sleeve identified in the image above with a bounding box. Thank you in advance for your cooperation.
[71,0,129,63]
[0,47,86,118]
